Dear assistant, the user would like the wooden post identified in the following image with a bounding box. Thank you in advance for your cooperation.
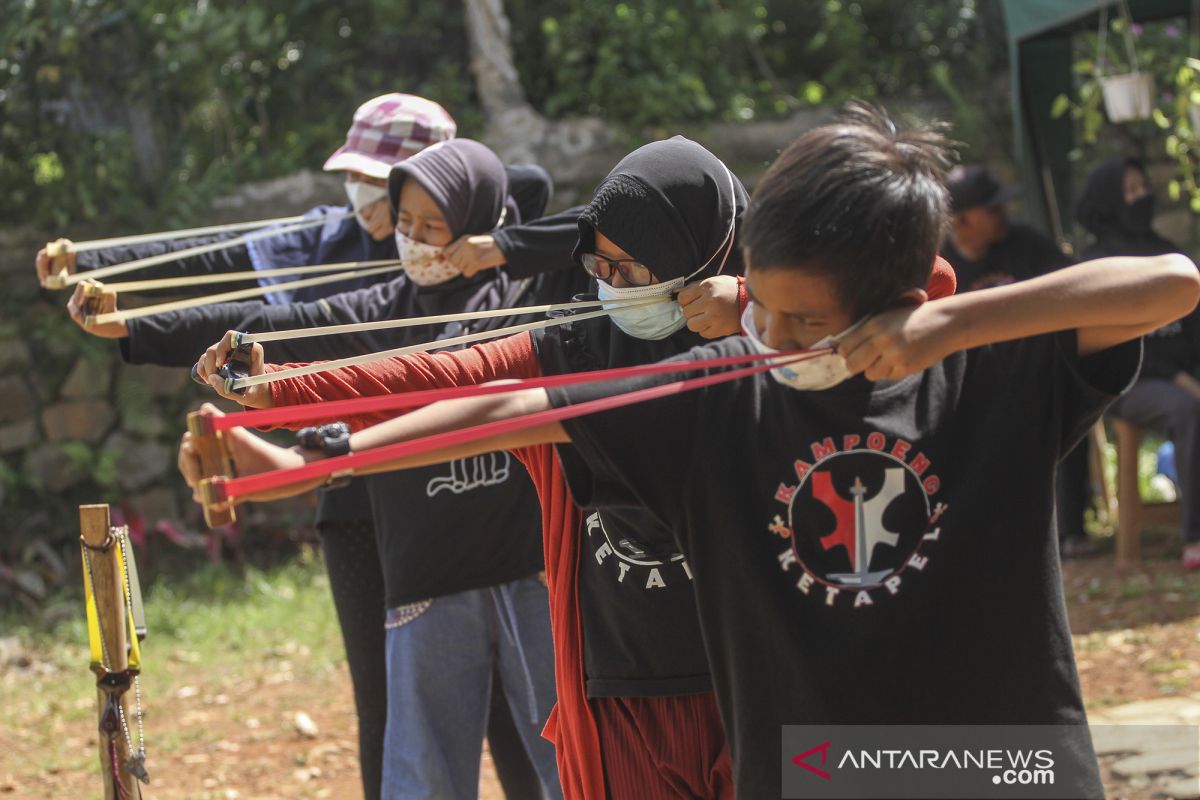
[1114,420,1143,566]
[186,411,236,528]
[79,504,143,800]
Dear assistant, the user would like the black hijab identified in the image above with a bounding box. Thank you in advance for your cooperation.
[383,138,530,330]
[388,138,521,239]
[574,135,748,281]
[539,136,750,375]
[1075,157,1178,258]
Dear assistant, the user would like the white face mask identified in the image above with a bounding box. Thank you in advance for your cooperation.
[344,180,389,229]
[597,277,686,340]
[596,163,738,341]
[741,303,866,391]
[394,230,461,286]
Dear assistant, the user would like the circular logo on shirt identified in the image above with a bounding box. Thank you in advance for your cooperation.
[787,451,931,589]
[586,510,691,590]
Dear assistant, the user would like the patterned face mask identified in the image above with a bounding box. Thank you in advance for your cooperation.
[741,303,867,391]
[394,230,461,286]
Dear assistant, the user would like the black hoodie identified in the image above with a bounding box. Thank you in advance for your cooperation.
[1076,157,1196,381]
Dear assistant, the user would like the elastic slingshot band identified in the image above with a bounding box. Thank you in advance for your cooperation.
[198,345,827,434]
[50,211,354,289]
[201,347,826,502]
[84,258,405,294]
[233,295,678,346]
[220,297,672,393]
[86,263,404,327]
[62,213,339,253]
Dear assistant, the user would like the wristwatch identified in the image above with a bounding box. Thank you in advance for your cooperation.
[296,422,353,488]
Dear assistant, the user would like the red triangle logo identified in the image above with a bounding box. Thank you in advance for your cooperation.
[791,740,832,780]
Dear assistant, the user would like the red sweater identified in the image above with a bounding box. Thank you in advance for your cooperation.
[270,333,608,800]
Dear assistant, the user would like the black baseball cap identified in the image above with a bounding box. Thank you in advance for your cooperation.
[945,165,1020,213]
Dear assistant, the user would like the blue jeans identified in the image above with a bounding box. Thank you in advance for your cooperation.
[381,575,561,799]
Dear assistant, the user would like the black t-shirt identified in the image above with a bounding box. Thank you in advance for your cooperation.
[367,455,543,608]
[554,444,712,697]
[941,222,1071,292]
[534,317,715,697]
[1137,309,1200,381]
[548,332,1139,798]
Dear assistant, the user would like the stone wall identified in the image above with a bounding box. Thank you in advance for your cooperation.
[0,171,342,560]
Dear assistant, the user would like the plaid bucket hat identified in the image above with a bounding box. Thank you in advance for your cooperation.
[323,93,457,179]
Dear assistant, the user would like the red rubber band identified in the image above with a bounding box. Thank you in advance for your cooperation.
[203,347,828,433]
[209,350,820,501]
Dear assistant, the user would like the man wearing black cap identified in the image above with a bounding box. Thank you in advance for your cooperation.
[942,164,1071,291]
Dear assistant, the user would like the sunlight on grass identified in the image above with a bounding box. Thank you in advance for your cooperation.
[0,551,343,775]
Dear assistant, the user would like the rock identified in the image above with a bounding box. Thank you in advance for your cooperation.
[129,486,179,526]
[210,169,342,221]
[41,400,115,443]
[120,362,190,398]
[1101,697,1200,722]
[101,432,170,492]
[60,356,112,399]
[1161,774,1200,798]
[23,443,88,492]
[294,711,319,739]
[0,376,35,424]
[0,341,30,373]
[1111,746,1200,778]
[0,419,38,454]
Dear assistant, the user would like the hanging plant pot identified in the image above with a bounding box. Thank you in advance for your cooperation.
[1100,72,1155,122]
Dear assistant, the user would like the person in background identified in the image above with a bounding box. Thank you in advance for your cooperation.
[45,93,554,800]
[940,164,1099,557]
[941,164,1071,291]
[1076,157,1200,570]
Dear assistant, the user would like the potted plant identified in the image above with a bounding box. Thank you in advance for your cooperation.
[1097,1,1155,122]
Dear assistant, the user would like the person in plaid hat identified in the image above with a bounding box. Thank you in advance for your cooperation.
[45,92,568,799]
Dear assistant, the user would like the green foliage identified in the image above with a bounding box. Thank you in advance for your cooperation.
[0,0,1006,231]
[0,0,477,232]
[506,0,1006,139]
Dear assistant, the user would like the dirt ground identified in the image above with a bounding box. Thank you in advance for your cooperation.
[1,527,1195,800]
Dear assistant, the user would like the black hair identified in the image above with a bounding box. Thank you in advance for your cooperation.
[742,102,953,318]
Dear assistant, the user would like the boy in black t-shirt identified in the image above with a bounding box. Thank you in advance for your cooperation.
[184,104,1200,797]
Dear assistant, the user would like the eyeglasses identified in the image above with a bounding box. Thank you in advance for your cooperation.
[580,252,655,287]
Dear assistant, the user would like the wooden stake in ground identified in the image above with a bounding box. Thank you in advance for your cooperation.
[80,504,147,799]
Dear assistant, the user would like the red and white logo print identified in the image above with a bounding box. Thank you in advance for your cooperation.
[769,432,948,608]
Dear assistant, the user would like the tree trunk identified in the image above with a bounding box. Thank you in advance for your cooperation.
[461,0,533,121]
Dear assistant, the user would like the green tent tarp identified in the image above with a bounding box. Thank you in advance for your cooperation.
[1003,0,1192,240]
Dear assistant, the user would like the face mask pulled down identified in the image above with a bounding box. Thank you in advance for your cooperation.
[344,180,389,231]
[740,303,866,391]
[394,230,462,286]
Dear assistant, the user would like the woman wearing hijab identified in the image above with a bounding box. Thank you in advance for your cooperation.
[190,138,745,798]
[55,93,586,798]
[188,136,956,796]
[72,134,574,798]
[1074,157,1200,570]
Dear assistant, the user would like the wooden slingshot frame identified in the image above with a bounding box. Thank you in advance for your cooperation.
[44,240,73,290]
[186,411,238,528]
[79,504,148,799]
[79,280,114,323]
